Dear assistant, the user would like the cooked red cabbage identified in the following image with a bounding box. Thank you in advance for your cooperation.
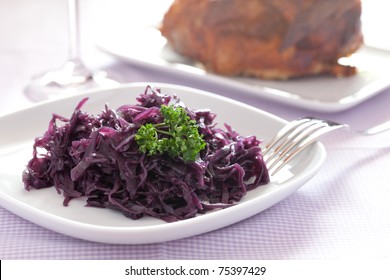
[22,86,270,222]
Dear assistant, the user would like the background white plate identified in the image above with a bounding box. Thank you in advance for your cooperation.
[0,83,326,244]
[98,27,390,113]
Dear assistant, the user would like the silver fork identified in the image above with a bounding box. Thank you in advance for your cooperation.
[262,117,390,176]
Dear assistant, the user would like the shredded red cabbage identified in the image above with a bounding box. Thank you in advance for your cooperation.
[22,86,270,222]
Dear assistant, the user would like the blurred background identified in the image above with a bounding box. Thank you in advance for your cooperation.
[0,0,389,113]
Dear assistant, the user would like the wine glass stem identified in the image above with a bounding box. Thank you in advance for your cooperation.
[67,0,81,62]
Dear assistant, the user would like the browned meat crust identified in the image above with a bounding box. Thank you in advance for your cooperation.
[160,0,363,79]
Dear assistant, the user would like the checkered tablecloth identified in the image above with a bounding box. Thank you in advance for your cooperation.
[2,129,390,259]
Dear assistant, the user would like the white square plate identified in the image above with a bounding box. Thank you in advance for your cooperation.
[98,27,390,112]
[0,83,325,244]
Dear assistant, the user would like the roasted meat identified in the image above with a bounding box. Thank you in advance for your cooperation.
[160,0,363,79]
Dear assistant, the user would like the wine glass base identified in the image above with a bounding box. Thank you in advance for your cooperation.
[24,61,120,102]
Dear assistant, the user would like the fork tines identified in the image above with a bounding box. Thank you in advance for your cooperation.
[263,117,346,176]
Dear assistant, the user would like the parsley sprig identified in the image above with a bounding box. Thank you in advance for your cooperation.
[135,105,206,162]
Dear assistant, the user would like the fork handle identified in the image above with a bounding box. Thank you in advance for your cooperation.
[363,120,390,135]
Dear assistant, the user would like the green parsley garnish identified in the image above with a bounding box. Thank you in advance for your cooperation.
[135,105,206,162]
